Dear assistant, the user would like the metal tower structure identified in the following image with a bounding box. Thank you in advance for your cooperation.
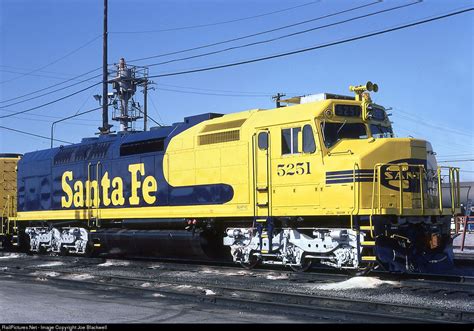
[109,58,149,132]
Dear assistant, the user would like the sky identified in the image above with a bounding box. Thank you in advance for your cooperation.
[0,0,473,180]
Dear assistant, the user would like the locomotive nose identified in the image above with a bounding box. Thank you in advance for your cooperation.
[365,137,430,167]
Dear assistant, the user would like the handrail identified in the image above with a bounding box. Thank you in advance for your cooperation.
[450,168,455,212]
[438,166,461,214]
[370,164,461,216]
[370,166,378,235]
[1,195,13,235]
[87,162,92,228]
[1,195,9,235]
[350,162,360,229]
[96,161,101,228]
[419,168,424,215]
[371,163,427,216]
[12,195,17,236]
[1,189,19,239]
[437,167,443,214]
[452,167,461,212]
[327,149,353,156]
[398,165,404,213]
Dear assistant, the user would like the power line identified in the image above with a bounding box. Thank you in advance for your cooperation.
[0,66,101,104]
[393,108,472,138]
[0,82,101,119]
[148,8,473,79]
[3,6,470,129]
[128,1,381,63]
[0,64,77,77]
[0,109,97,122]
[394,114,472,140]
[156,83,300,96]
[3,114,94,126]
[0,69,76,81]
[0,35,101,85]
[0,125,72,144]
[394,126,468,152]
[0,74,102,109]
[50,106,102,147]
[156,87,271,97]
[148,94,164,125]
[111,1,321,34]
[438,160,474,163]
[438,153,474,158]
[136,108,161,128]
[146,1,420,69]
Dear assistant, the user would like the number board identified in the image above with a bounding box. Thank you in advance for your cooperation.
[277,162,311,176]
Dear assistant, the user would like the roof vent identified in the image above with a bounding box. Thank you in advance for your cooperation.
[280,93,355,105]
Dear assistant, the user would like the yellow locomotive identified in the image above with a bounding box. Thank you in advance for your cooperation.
[1,82,460,273]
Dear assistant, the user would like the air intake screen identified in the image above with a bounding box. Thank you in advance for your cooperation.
[198,130,240,145]
[120,138,164,156]
[200,119,246,133]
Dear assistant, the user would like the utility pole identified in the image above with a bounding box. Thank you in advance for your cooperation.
[143,80,148,131]
[99,0,110,134]
[272,93,286,108]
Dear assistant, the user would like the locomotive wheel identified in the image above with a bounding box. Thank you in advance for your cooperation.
[83,241,96,258]
[346,262,375,276]
[60,246,69,256]
[240,252,260,269]
[290,258,313,273]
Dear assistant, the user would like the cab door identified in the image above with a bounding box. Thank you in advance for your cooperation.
[253,130,271,219]
[270,122,321,215]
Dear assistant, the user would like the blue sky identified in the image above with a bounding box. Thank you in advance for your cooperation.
[0,0,473,180]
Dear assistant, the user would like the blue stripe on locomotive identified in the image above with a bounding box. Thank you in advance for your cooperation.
[17,113,234,212]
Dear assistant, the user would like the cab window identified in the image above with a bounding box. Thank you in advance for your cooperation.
[370,124,394,138]
[258,131,268,150]
[281,127,301,155]
[302,124,316,153]
[321,122,367,148]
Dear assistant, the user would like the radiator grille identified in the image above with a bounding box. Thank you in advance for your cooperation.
[200,119,246,133]
[198,130,240,145]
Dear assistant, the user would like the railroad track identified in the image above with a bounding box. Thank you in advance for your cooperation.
[4,253,474,284]
[1,252,474,291]
[1,266,472,323]
[1,253,474,323]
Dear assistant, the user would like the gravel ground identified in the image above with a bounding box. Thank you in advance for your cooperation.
[0,277,334,323]
[1,252,473,316]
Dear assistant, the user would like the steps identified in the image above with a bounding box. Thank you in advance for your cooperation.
[356,217,377,264]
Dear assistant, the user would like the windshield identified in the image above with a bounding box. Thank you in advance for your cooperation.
[370,124,394,138]
[321,122,367,148]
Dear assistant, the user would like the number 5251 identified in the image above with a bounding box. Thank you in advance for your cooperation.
[276,162,311,176]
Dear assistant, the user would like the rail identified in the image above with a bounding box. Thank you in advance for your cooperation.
[370,163,460,217]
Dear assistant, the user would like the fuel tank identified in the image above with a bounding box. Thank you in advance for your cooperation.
[91,228,230,260]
